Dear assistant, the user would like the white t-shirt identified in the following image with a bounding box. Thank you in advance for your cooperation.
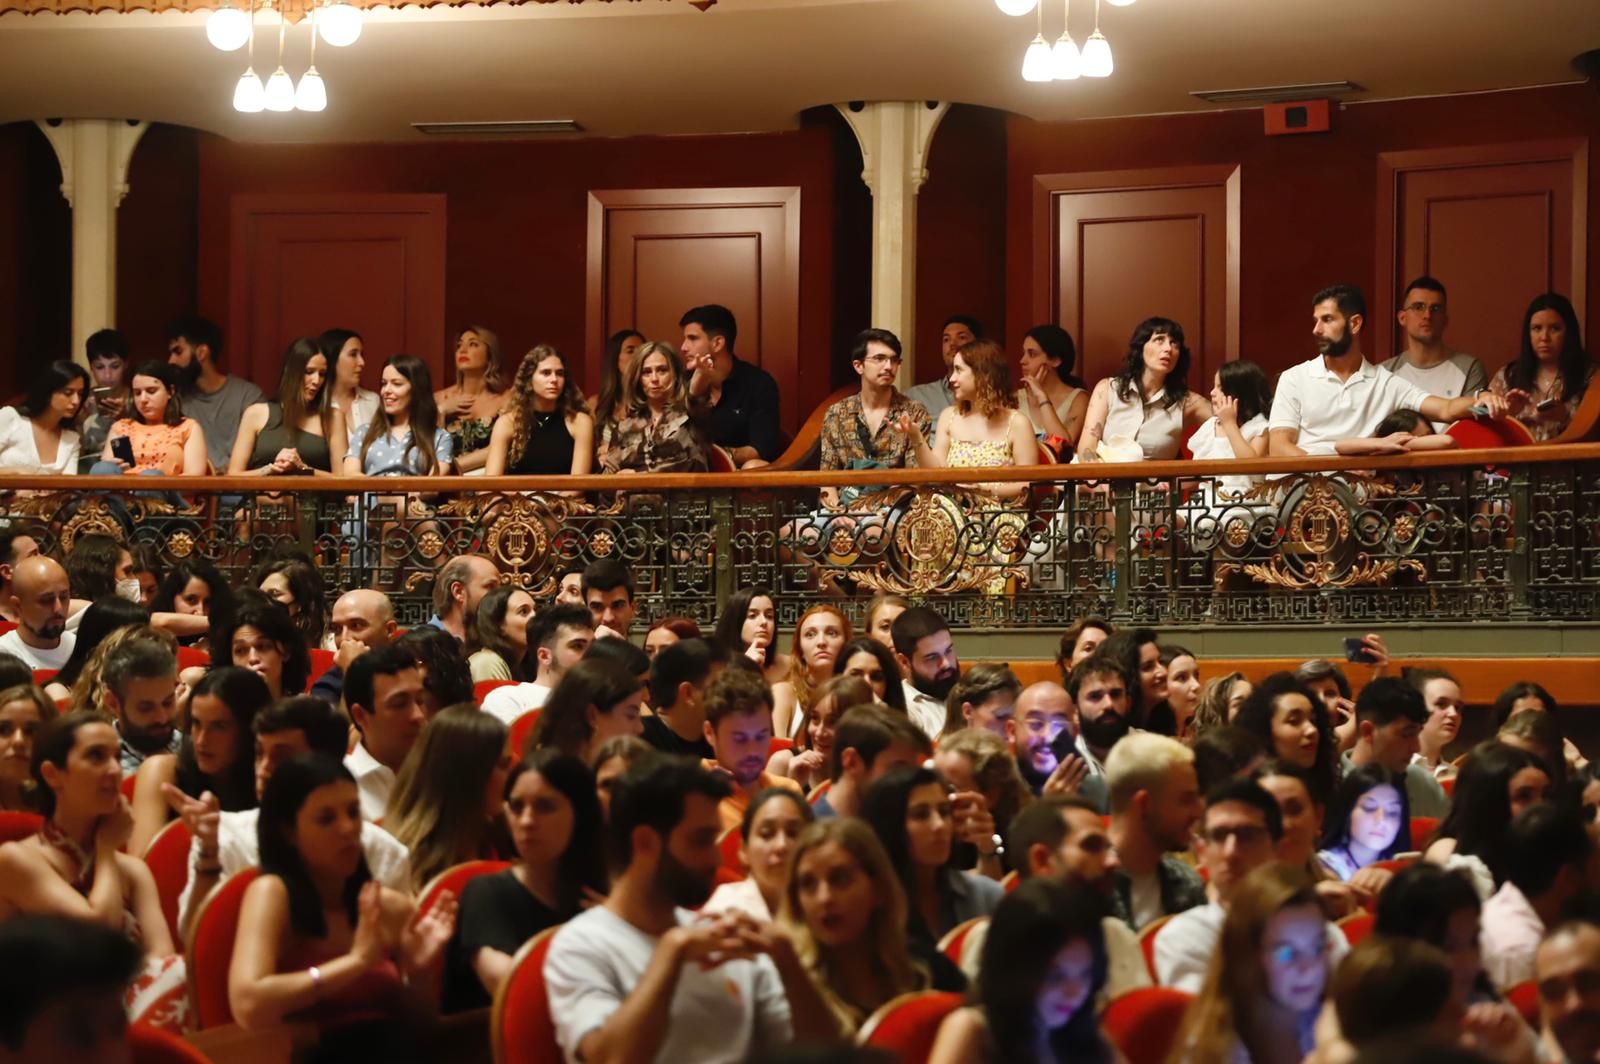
[343,743,396,823]
[902,681,946,739]
[1268,357,1432,456]
[0,628,76,670]
[545,905,793,1064]
[176,806,411,930]
[1187,414,1269,502]
[1382,352,1487,429]
[481,681,551,725]
[1128,872,1165,931]
[1154,901,1348,993]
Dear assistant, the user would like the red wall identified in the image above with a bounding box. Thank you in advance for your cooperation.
[1005,83,1600,381]
[0,122,72,399]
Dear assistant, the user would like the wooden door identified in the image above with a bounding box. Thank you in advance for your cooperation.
[227,195,447,392]
[1033,165,1240,390]
[586,187,802,432]
[1376,141,1587,366]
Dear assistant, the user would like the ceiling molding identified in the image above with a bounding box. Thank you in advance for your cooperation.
[0,0,713,17]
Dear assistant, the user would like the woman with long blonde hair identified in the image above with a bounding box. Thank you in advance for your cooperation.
[771,604,852,740]
[601,340,709,474]
[780,818,934,1036]
[484,345,594,477]
[1173,863,1334,1064]
[435,324,510,475]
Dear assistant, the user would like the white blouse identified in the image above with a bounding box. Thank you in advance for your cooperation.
[0,406,79,474]
[333,389,380,441]
[1099,381,1187,460]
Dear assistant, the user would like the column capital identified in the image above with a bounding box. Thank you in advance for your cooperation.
[35,118,149,209]
[834,100,949,196]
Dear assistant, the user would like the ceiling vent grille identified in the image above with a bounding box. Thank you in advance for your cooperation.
[412,119,584,136]
[1190,81,1364,105]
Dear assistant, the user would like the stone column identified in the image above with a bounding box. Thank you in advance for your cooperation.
[35,118,149,363]
[835,101,949,388]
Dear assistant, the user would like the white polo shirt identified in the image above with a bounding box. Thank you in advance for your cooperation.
[1268,357,1432,456]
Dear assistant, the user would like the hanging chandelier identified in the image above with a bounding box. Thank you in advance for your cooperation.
[213,0,357,113]
[1008,0,1129,82]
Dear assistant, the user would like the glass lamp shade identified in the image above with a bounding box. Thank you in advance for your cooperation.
[205,6,251,51]
[1081,30,1113,76]
[233,69,265,112]
[1021,34,1054,82]
[1050,34,1081,79]
[263,66,296,111]
[994,0,1037,14]
[294,68,327,111]
[1106,0,1136,5]
[318,2,362,46]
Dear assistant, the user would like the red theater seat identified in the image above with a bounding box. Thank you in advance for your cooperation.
[509,710,540,757]
[142,818,194,946]
[1103,987,1195,1064]
[1337,911,1375,947]
[1138,914,1175,982]
[937,917,987,967]
[491,926,564,1064]
[855,990,965,1063]
[187,868,260,1029]
[176,645,210,670]
[0,810,42,843]
[127,1022,213,1064]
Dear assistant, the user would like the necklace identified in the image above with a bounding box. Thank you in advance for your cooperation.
[39,818,94,891]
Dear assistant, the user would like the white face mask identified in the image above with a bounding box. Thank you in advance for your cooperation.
[116,577,143,603]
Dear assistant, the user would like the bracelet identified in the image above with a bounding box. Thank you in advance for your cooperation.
[309,965,321,993]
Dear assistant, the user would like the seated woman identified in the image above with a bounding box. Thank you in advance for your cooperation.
[929,877,1113,1064]
[589,328,643,469]
[1098,628,1172,734]
[1255,761,1369,918]
[862,765,1004,945]
[1406,666,1465,782]
[435,325,509,475]
[783,817,953,1038]
[1076,317,1213,462]
[151,559,233,647]
[832,636,909,713]
[227,337,348,477]
[589,735,655,821]
[898,339,1037,499]
[772,604,852,740]
[1334,407,1460,455]
[712,585,789,686]
[529,657,646,762]
[467,586,536,684]
[1316,763,1408,882]
[43,597,148,703]
[1489,292,1595,442]
[256,552,330,654]
[484,345,594,478]
[0,712,188,1030]
[1015,323,1088,446]
[0,360,86,475]
[642,616,700,660]
[211,592,312,701]
[933,729,1033,878]
[343,355,454,477]
[441,749,606,1013]
[0,684,55,812]
[1233,671,1340,805]
[1498,709,1570,790]
[394,627,474,718]
[705,786,814,921]
[227,754,455,1041]
[1173,864,1331,1064]
[1423,741,1551,899]
[1162,644,1204,742]
[1189,671,1252,742]
[768,675,874,792]
[319,328,378,439]
[385,706,512,892]
[128,666,270,856]
[93,361,207,477]
[601,341,710,474]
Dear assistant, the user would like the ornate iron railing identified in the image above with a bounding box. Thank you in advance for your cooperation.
[4,444,1597,630]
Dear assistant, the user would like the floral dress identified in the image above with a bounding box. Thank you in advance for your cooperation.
[947,437,1025,594]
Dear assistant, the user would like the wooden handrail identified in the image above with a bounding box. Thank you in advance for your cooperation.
[6,441,1597,494]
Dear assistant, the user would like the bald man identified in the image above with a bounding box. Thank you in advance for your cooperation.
[0,556,76,669]
[310,589,400,706]
[1536,921,1600,1064]
[1013,680,1109,810]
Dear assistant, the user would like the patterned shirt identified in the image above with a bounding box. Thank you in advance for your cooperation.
[348,422,455,476]
[602,406,710,474]
[819,391,932,471]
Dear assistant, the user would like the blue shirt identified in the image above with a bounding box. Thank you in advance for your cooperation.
[349,422,455,476]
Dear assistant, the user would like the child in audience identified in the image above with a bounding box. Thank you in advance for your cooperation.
[783,817,947,1036]
[1334,407,1460,455]
[384,705,512,892]
[1424,741,1552,896]
[928,878,1114,1064]
[767,675,874,792]
[1187,359,1274,507]
[1175,864,1331,1064]
[706,787,814,921]
[441,749,605,1013]
[772,604,851,740]
[1317,763,1409,882]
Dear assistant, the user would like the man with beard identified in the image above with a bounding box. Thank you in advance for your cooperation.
[1481,803,1596,991]
[700,668,801,832]
[426,553,501,646]
[1066,652,1135,780]
[1012,680,1109,812]
[1268,283,1512,458]
[165,315,263,473]
[101,637,181,774]
[1103,732,1206,931]
[544,757,834,1063]
[1535,920,1600,1064]
[905,314,982,421]
[0,556,73,670]
[892,606,960,738]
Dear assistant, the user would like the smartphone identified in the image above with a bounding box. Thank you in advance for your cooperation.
[111,435,135,466]
[1049,725,1078,766]
[1536,397,1560,413]
[1343,637,1378,665]
[92,385,113,398]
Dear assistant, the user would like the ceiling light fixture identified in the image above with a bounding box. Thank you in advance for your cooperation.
[1081,0,1112,77]
[1050,0,1079,80]
[319,0,362,46]
[1105,0,1134,5]
[995,0,1037,15]
[232,1,264,111]
[294,2,326,111]
[1021,0,1052,82]
[262,9,294,111]
[206,1,250,50]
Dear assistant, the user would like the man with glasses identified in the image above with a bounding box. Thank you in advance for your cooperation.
[817,328,933,509]
[1152,778,1347,991]
[1381,276,1488,429]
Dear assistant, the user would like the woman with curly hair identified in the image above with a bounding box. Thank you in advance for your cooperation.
[435,325,509,475]
[1076,316,1213,462]
[895,339,1037,500]
[254,553,327,654]
[485,345,594,478]
[1189,671,1252,744]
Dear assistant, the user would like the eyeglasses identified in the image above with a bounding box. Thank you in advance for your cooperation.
[1199,824,1270,848]
[1404,302,1447,315]
[863,353,903,366]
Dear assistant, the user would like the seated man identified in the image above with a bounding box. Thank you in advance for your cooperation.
[904,315,981,421]
[582,559,637,639]
[681,304,781,468]
[1153,778,1347,991]
[1341,676,1448,818]
[700,668,801,831]
[1012,679,1108,811]
[818,328,933,509]
[102,637,182,774]
[172,695,410,937]
[426,553,501,646]
[1534,919,1600,1064]
[814,704,931,819]
[641,638,724,759]
[544,757,833,1063]
[167,314,264,474]
[1380,275,1489,429]
[1104,733,1205,930]
[1481,803,1595,991]
[1268,283,1512,458]
[0,916,141,1061]
[0,556,75,670]
[310,589,400,707]
[343,644,427,822]
[891,606,960,738]
[482,603,594,725]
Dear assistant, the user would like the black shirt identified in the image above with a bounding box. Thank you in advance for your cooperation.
[442,869,563,1013]
[707,357,782,461]
[641,713,714,760]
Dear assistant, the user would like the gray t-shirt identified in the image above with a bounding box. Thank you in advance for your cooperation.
[1381,352,1488,429]
[181,375,264,471]
[904,378,954,421]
